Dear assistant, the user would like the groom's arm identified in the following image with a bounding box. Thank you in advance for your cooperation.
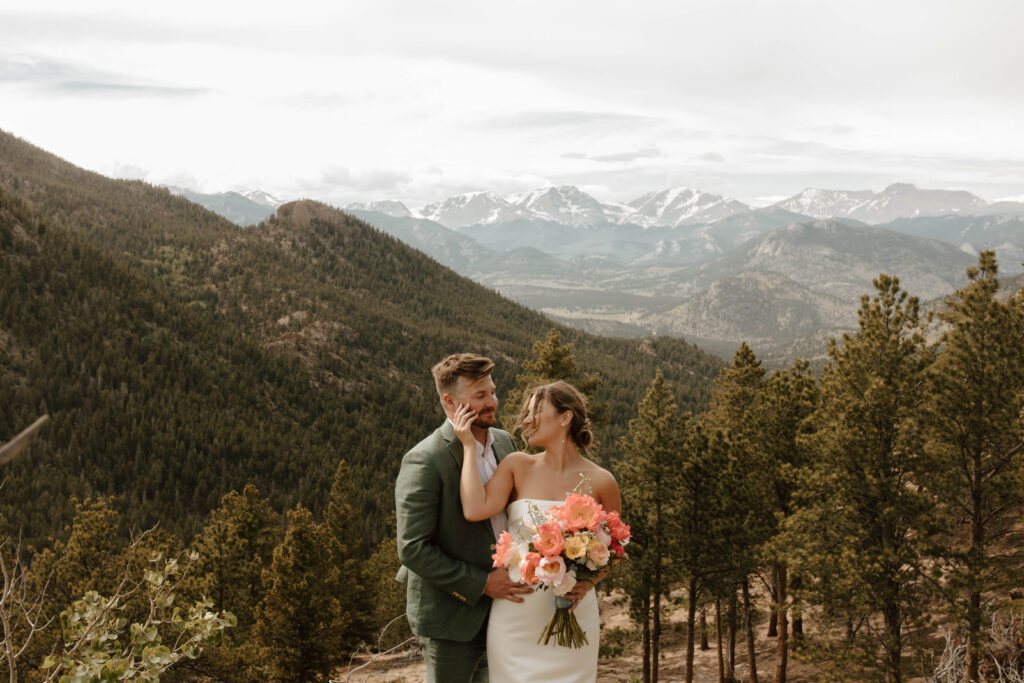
[396,448,490,606]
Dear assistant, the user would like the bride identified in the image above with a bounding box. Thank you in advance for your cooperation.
[453,380,622,683]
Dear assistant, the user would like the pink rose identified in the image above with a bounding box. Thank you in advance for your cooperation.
[519,552,542,584]
[559,493,606,531]
[492,531,516,567]
[605,511,631,544]
[533,521,565,557]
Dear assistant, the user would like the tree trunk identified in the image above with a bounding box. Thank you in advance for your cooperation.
[967,456,984,683]
[727,588,738,683]
[716,598,725,683]
[773,564,788,683]
[686,578,698,683]
[700,606,710,651]
[767,573,779,638]
[653,568,661,683]
[642,592,651,683]
[790,574,803,645]
[882,590,902,683]
[742,576,759,683]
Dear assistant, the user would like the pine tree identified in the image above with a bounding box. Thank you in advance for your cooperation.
[255,506,350,683]
[324,459,374,651]
[750,359,818,683]
[500,329,603,434]
[786,274,935,682]
[704,343,772,683]
[364,534,413,650]
[184,485,279,681]
[677,421,734,683]
[922,251,1024,682]
[617,370,685,683]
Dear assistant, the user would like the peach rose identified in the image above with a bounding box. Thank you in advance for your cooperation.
[519,552,542,584]
[533,521,566,557]
[559,494,606,532]
[492,531,516,567]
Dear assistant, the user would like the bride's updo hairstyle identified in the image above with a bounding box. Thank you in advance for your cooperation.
[515,380,595,453]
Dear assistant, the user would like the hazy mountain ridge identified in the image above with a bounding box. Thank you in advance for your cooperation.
[166,186,281,226]
[0,127,723,544]
[772,182,1017,224]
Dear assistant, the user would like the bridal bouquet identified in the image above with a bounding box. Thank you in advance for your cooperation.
[491,493,631,648]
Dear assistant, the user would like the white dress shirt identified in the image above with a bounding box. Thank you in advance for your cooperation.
[449,419,508,539]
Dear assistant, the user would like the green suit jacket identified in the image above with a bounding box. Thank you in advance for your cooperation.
[395,420,516,641]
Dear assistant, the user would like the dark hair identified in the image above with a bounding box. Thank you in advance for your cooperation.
[431,353,495,398]
[515,380,594,452]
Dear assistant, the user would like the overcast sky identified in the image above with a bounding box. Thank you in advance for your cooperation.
[2,0,1023,207]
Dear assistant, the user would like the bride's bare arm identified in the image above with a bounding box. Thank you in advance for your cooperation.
[453,403,516,521]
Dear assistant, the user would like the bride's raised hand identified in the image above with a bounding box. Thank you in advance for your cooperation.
[453,402,478,449]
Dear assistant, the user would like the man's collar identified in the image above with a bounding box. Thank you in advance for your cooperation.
[444,417,493,451]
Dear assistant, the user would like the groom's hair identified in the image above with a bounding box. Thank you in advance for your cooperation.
[431,353,495,398]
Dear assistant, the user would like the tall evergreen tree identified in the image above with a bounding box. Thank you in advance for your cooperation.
[751,359,819,683]
[677,422,734,683]
[324,459,374,651]
[184,485,279,682]
[785,274,935,682]
[254,506,350,683]
[705,343,771,683]
[922,251,1024,682]
[500,329,603,433]
[618,370,685,683]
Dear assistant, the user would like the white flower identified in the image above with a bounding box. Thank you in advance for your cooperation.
[594,526,611,547]
[506,542,530,583]
[553,569,577,596]
[537,555,566,587]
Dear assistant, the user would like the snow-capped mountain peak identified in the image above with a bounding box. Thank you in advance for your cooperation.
[345,200,412,217]
[773,184,989,224]
[415,191,513,228]
[241,190,285,207]
[626,187,750,227]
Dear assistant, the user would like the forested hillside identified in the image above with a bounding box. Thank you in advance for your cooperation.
[0,129,721,548]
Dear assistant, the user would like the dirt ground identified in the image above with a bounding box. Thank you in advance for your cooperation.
[334,591,852,683]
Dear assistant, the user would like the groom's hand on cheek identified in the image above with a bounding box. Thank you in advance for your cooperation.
[483,567,531,602]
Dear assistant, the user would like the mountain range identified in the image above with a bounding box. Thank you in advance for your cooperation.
[164,176,1024,365]
[347,182,1024,231]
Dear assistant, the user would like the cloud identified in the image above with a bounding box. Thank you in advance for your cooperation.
[560,146,663,164]
[591,146,662,163]
[697,152,725,163]
[319,166,413,193]
[0,55,209,98]
[483,110,658,130]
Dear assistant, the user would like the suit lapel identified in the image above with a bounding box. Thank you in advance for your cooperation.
[492,429,514,463]
[441,421,464,469]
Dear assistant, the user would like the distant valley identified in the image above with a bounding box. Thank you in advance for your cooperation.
[174,182,1024,365]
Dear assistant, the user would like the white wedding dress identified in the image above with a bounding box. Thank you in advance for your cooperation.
[487,499,600,682]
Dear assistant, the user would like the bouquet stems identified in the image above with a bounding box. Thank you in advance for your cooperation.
[538,596,589,648]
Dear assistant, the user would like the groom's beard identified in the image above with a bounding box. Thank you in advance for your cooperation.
[473,409,497,428]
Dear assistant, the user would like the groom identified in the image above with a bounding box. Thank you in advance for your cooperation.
[395,353,531,682]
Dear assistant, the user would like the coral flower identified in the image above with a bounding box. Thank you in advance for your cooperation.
[533,521,566,557]
[519,552,542,585]
[559,494,606,531]
[537,555,567,586]
[491,531,516,567]
[605,511,631,544]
